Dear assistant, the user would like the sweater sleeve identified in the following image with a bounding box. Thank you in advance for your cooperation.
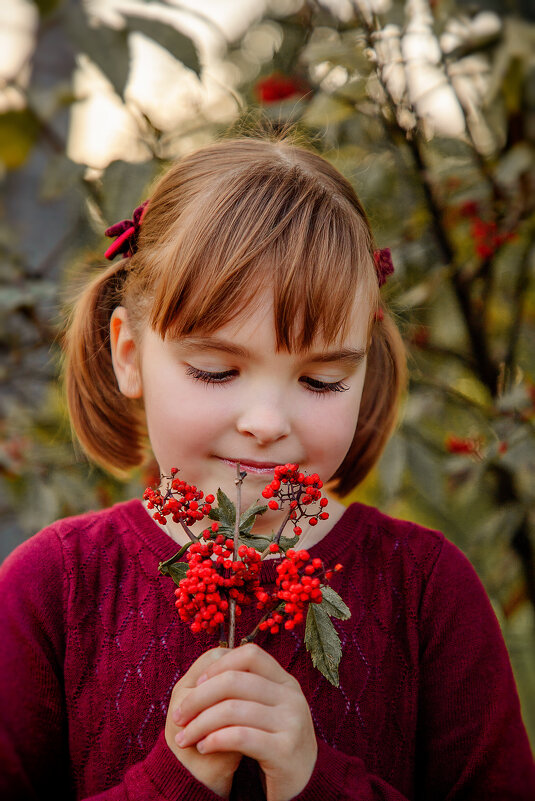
[0,531,224,801]
[291,537,535,801]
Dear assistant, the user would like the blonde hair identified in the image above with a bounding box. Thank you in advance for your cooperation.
[63,135,406,495]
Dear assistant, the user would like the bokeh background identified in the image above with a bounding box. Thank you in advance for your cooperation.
[1,0,534,745]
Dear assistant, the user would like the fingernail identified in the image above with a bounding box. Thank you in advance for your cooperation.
[175,731,185,747]
[196,673,208,686]
[197,739,206,753]
[173,706,183,724]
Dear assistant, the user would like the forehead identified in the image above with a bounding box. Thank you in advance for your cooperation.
[164,286,372,354]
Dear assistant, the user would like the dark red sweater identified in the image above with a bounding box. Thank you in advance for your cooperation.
[0,499,533,800]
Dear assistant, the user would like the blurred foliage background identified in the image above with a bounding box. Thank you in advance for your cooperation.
[1,0,534,745]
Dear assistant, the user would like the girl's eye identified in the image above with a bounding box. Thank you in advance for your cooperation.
[299,376,349,394]
[185,366,237,384]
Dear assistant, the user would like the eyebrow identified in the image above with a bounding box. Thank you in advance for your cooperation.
[176,337,367,367]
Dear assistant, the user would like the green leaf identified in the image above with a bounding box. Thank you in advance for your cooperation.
[101,160,157,224]
[239,502,268,534]
[238,534,272,552]
[278,535,299,553]
[320,586,351,620]
[216,488,236,529]
[166,561,189,586]
[31,0,63,17]
[40,155,85,201]
[124,15,201,77]
[304,604,342,687]
[158,542,191,573]
[65,5,130,97]
[301,93,354,128]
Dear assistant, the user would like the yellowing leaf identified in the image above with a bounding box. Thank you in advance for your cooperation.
[0,110,40,170]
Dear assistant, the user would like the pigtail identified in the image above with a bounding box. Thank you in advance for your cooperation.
[330,314,407,496]
[63,261,146,475]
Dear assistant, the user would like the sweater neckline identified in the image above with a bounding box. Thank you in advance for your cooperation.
[120,498,371,583]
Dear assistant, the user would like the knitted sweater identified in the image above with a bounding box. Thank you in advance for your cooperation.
[0,500,533,800]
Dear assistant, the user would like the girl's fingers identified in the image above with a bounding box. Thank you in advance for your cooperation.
[176,698,280,748]
[175,669,280,725]
[196,643,297,687]
[196,725,277,761]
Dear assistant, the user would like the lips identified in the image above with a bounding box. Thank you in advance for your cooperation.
[216,457,283,475]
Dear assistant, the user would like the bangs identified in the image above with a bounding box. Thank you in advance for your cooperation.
[135,144,379,350]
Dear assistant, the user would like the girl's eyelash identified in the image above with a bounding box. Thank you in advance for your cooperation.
[185,366,236,384]
[300,376,350,394]
[185,366,349,394]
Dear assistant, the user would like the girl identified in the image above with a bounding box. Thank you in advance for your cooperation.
[0,135,533,801]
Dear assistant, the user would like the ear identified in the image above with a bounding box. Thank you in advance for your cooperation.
[110,307,143,399]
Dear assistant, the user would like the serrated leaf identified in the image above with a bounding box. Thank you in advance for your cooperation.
[208,508,220,521]
[124,15,201,76]
[304,604,342,687]
[216,488,236,529]
[320,586,351,620]
[239,502,268,534]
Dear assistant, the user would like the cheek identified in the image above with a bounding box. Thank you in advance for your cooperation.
[305,395,361,466]
[143,375,232,450]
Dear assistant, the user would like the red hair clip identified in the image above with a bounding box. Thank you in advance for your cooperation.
[373,247,394,287]
[104,201,149,260]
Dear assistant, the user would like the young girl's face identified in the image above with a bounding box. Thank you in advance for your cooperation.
[114,289,370,535]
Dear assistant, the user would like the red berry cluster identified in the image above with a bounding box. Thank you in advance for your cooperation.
[255,72,307,104]
[261,463,329,536]
[155,463,344,646]
[175,533,262,635]
[458,201,516,259]
[255,549,343,633]
[445,434,483,457]
[143,468,215,527]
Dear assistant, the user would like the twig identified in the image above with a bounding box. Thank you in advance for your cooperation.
[228,463,245,648]
[348,0,500,392]
[179,520,199,543]
[504,227,535,373]
[260,508,293,559]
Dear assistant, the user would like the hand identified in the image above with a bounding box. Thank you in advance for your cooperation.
[174,643,318,801]
[165,647,242,798]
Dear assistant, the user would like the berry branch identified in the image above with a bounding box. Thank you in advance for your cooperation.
[149,463,351,685]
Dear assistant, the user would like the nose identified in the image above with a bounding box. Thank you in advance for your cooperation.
[236,394,291,445]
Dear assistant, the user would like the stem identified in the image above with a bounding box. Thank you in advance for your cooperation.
[240,603,285,645]
[260,508,293,559]
[504,228,535,373]
[228,463,245,648]
[160,484,199,542]
[179,519,199,543]
[158,541,192,574]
